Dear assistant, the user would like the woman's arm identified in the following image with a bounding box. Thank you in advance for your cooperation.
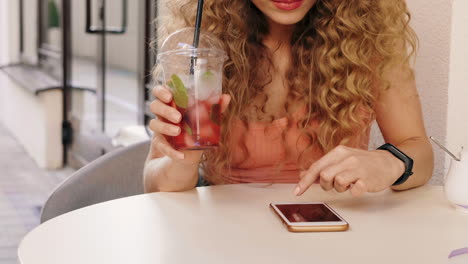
[375,65,434,190]
[294,64,434,196]
[143,136,202,193]
[143,85,203,193]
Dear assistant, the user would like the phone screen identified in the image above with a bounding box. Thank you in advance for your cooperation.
[275,204,341,222]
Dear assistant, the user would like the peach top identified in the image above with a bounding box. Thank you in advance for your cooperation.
[222,108,371,184]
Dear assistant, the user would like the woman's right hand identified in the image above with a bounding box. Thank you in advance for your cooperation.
[148,85,230,165]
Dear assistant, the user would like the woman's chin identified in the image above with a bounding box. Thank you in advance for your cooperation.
[266,13,306,26]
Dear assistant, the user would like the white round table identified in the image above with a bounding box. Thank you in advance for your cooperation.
[18,184,468,264]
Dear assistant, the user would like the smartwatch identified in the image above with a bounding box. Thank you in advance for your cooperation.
[377,143,414,186]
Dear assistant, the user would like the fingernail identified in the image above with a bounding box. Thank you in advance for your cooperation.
[172,113,181,122]
[294,186,301,196]
[172,127,181,135]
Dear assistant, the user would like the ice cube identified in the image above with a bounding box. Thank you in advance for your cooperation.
[194,70,222,101]
[177,74,193,89]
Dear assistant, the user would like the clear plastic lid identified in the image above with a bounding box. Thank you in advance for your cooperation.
[157,28,227,61]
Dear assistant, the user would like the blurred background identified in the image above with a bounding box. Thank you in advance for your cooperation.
[1,0,156,169]
[0,0,158,262]
[0,0,467,263]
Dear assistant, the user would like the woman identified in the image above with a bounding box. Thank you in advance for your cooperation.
[144,0,434,197]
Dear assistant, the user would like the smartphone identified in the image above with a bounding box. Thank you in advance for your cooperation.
[270,202,349,232]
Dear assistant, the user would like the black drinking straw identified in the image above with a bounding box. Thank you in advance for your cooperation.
[190,0,204,74]
[193,0,204,48]
[190,0,205,140]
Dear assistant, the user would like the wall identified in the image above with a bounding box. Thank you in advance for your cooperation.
[70,0,140,72]
[0,0,8,66]
[446,0,468,165]
[1,78,63,168]
[0,0,7,120]
[0,0,14,121]
[22,0,38,64]
[0,0,63,168]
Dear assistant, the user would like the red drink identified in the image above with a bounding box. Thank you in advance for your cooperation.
[166,97,221,150]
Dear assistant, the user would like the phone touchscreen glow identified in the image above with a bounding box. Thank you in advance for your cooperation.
[275,204,340,222]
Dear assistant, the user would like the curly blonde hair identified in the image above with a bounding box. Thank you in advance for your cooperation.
[155,0,417,184]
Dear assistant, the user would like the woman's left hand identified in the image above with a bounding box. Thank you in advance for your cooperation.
[294,145,405,197]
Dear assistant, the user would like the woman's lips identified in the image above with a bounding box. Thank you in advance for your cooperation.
[271,0,304,11]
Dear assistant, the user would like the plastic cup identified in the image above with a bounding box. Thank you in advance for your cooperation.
[157,28,227,150]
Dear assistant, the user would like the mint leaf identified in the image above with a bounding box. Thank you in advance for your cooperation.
[167,74,188,108]
[202,71,214,80]
[184,123,193,136]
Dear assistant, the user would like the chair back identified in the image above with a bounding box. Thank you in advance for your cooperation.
[40,141,150,223]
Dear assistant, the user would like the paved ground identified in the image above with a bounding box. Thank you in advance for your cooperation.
[0,123,74,263]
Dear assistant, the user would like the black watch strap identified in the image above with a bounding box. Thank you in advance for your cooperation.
[377,143,414,186]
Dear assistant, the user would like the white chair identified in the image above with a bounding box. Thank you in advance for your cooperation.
[40,141,150,223]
